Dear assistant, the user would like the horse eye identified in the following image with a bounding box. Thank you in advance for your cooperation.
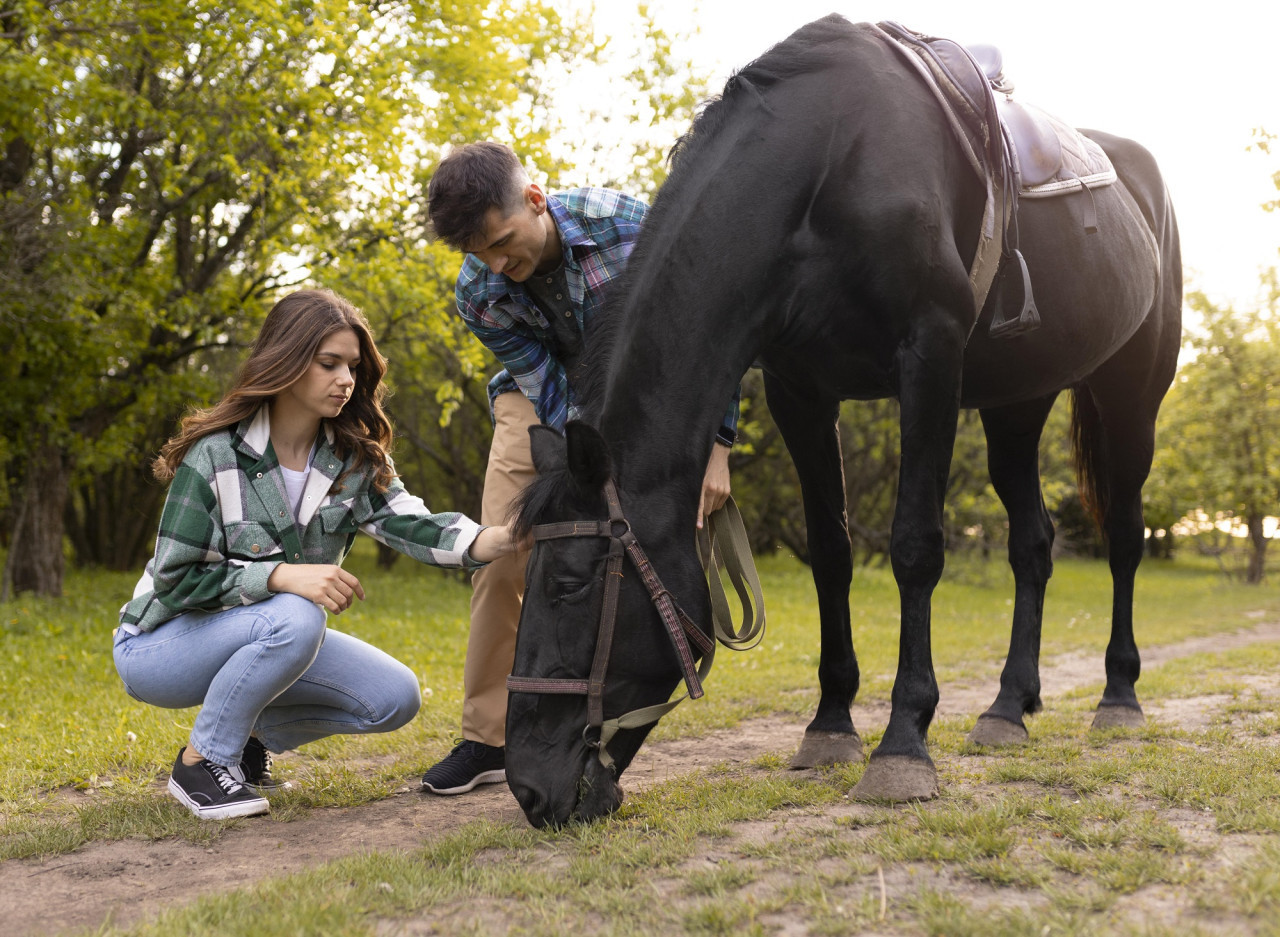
[551,578,594,604]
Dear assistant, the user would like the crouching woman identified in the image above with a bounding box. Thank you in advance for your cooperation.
[114,289,522,820]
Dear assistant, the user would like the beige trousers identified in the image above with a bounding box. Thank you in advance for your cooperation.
[461,391,537,747]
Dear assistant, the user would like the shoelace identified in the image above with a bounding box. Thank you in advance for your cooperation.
[208,761,246,795]
[239,738,273,783]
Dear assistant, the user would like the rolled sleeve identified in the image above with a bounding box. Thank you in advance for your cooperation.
[356,480,485,568]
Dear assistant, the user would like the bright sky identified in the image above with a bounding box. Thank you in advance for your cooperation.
[570,1,1279,314]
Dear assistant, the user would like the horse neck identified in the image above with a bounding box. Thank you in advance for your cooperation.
[592,297,753,530]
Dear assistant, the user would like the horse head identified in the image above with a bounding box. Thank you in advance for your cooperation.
[505,422,708,827]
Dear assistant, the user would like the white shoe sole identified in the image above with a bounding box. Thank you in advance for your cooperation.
[421,768,506,795]
[168,777,270,819]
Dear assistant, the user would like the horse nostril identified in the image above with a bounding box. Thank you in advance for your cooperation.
[510,783,550,826]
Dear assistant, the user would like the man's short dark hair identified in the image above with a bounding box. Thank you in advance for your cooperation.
[427,142,526,251]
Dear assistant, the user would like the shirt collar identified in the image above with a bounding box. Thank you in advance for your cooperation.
[482,193,595,302]
[235,406,273,460]
[232,405,335,465]
[548,194,595,254]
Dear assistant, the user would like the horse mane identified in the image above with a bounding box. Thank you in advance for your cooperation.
[514,15,863,538]
[509,271,627,539]
[512,462,569,539]
[573,287,625,426]
[669,14,859,170]
[576,12,862,423]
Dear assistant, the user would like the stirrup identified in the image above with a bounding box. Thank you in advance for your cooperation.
[988,250,1041,338]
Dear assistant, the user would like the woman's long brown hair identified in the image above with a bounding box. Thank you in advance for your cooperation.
[154,289,396,493]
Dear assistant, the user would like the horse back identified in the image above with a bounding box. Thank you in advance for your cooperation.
[956,129,1181,409]
[672,22,991,398]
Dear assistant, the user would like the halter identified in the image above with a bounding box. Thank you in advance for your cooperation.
[506,478,764,770]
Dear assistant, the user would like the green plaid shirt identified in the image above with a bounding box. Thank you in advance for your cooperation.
[119,407,484,633]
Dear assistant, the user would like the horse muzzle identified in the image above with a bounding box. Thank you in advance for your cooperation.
[510,753,624,828]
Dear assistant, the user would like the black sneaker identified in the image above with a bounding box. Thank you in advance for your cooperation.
[168,747,270,819]
[421,739,506,795]
[233,736,291,792]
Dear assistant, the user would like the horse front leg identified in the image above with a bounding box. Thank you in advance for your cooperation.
[763,373,863,767]
[853,314,966,802]
[967,395,1059,746]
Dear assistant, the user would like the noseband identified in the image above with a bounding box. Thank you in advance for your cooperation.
[506,478,763,770]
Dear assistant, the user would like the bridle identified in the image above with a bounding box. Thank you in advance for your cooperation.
[505,478,764,770]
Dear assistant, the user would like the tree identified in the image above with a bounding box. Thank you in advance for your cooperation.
[304,5,709,568]
[1152,279,1280,583]
[0,0,583,597]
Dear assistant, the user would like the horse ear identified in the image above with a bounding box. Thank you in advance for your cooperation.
[529,425,566,477]
[564,421,613,490]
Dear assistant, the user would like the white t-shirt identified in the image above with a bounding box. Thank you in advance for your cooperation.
[280,441,319,521]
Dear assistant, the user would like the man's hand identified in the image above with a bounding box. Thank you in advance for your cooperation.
[698,442,732,529]
[268,563,365,615]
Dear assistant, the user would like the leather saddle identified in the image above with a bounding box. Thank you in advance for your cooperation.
[967,43,1116,201]
[876,22,1117,339]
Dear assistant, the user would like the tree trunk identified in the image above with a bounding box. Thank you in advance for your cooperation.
[1145,530,1174,559]
[3,440,70,598]
[375,541,399,570]
[66,461,166,571]
[1245,512,1268,585]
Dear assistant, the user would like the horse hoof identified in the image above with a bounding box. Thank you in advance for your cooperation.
[790,729,864,768]
[850,755,938,802]
[966,715,1029,747]
[1091,704,1144,729]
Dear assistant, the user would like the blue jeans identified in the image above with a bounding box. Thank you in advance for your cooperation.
[113,593,421,767]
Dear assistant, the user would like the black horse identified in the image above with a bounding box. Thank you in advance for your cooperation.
[505,15,1181,828]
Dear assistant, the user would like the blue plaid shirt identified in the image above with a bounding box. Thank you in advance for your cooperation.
[456,187,740,436]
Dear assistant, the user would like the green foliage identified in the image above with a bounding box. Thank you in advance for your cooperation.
[1253,126,1279,214]
[1150,277,1280,581]
[539,4,710,195]
[0,0,710,587]
[729,379,1081,563]
[1,0,584,579]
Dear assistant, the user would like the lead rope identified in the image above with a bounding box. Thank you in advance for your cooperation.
[698,497,766,651]
[594,497,766,769]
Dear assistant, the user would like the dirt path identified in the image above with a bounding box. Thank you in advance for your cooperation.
[6,621,1280,936]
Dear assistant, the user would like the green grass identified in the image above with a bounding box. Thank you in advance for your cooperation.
[7,544,1279,812]
[5,545,1280,934]
[75,737,1278,936]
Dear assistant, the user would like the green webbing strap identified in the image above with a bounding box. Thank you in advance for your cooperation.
[596,649,716,769]
[698,497,767,651]
[596,498,766,770]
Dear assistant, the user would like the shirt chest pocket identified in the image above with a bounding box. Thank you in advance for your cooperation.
[224,521,281,559]
[318,503,359,535]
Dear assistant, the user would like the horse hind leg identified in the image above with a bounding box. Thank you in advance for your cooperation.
[1074,385,1151,730]
[967,395,1059,748]
[763,374,864,767]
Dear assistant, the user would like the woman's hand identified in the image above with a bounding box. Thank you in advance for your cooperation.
[268,563,365,614]
[470,525,531,563]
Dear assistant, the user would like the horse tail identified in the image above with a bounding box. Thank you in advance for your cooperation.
[1069,385,1110,536]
